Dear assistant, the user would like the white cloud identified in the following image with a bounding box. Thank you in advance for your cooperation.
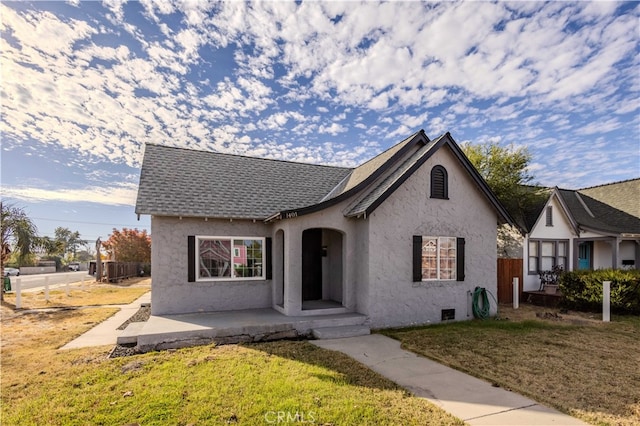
[2,183,139,206]
[0,0,637,199]
[318,122,348,136]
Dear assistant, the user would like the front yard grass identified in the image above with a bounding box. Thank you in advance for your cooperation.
[381,304,640,426]
[2,277,151,309]
[1,296,462,425]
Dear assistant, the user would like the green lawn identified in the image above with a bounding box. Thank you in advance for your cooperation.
[1,303,462,425]
[381,305,640,426]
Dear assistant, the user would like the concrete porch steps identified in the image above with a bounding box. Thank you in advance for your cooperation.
[312,325,371,339]
[117,322,145,345]
[125,308,369,352]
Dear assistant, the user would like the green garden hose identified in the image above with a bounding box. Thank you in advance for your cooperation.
[472,286,497,320]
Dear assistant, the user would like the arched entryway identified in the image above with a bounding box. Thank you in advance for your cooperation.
[273,229,285,307]
[301,228,343,310]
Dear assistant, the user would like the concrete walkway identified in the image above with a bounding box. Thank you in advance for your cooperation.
[60,292,151,350]
[312,334,587,425]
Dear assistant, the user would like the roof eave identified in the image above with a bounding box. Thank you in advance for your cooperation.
[136,211,268,222]
[579,225,630,237]
[441,134,516,226]
[274,130,431,221]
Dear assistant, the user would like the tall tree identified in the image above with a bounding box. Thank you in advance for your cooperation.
[462,141,545,221]
[53,227,85,260]
[102,228,151,263]
[461,141,546,257]
[1,203,39,267]
[1,203,39,300]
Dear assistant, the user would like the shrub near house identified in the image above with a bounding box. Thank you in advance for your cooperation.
[559,269,640,314]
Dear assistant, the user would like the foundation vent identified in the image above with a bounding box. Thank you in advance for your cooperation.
[441,309,455,321]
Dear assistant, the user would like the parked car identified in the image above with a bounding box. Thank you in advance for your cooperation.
[68,263,80,271]
[3,267,20,276]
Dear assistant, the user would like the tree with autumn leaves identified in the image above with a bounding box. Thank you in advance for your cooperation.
[101,228,151,263]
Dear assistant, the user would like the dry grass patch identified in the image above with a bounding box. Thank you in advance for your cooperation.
[382,304,640,426]
[3,278,150,309]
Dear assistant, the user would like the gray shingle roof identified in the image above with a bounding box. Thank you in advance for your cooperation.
[557,179,640,235]
[135,144,350,219]
[579,179,640,218]
[321,131,421,201]
[135,130,514,224]
[346,136,442,217]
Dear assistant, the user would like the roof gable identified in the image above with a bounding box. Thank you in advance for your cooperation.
[322,131,423,201]
[345,132,514,224]
[529,183,640,236]
[528,188,579,236]
[135,130,514,224]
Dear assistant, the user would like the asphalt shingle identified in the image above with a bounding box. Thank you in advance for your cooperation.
[346,136,442,217]
[558,184,640,235]
[135,144,351,219]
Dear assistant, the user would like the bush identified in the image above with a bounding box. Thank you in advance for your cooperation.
[559,269,640,314]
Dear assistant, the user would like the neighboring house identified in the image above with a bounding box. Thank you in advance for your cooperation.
[522,179,640,292]
[135,130,512,328]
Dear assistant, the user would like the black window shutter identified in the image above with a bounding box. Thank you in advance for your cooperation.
[265,237,272,280]
[456,237,465,281]
[187,236,195,282]
[413,235,422,282]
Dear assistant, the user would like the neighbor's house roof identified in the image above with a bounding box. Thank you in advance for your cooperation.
[526,179,640,236]
[135,130,513,224]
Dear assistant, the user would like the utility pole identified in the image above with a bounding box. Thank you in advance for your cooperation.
[95,237,102,282]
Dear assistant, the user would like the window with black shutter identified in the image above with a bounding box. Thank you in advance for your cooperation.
[430,165,448,199]
[188,235,271,282]
[413,235,464,281]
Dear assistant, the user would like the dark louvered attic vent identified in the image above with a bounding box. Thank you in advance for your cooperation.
[431,165,448,199]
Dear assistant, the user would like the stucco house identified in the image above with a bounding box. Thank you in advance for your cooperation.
[522,179,640,292]
[135,130,511,333]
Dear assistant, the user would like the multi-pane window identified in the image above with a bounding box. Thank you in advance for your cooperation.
[541,241,555,270]
[528,239,568,274]
[421,237,456,280]
[557,241,567,269]
[197,236,264,280]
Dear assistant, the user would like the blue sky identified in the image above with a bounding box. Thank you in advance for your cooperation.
[1,1,639,246]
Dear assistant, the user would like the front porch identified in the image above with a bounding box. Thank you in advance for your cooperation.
[123,308,369,353]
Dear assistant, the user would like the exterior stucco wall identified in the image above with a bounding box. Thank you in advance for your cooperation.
[273,200,361,315]
[619,240,637,269]
[365,145,499,328]
[593,240,613,270]
[151,216,272,315]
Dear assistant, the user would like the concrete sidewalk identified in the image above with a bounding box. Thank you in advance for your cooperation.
[60,292,151,350]
[312,334,586,425]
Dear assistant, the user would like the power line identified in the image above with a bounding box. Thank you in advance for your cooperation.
[31,216,148,228]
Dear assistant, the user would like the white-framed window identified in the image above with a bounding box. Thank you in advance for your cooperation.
[196,236,264,281]
[421,236,457,280]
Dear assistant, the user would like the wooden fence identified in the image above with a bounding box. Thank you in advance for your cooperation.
[90,261,149,282]
[497,258,523,303]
